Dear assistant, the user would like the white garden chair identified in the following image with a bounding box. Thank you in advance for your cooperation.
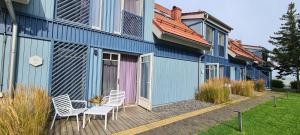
[50,94,87,131]
[102,90,125,120]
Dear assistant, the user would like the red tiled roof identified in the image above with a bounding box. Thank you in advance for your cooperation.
[229,40,264,62]
[154,4,210,47]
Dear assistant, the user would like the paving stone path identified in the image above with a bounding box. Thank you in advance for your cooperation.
[139,91,282,135]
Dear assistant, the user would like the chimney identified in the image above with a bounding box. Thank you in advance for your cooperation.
[171,6,182,22]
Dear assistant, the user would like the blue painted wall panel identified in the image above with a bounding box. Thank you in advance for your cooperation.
[88,48,103,100]
[0,35,51,91]
[14,0,55,19]
[143,0,154,42]
[152,57,199,106]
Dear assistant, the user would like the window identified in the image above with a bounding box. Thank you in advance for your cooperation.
[219,66,224,78]
[56,0,90,24]
[218,32,225,57]
[90,0,102,29]
[206,26,214,45]
[122,0,144,39]
[205,64,219,80]
[114,0,123,34]
[124,0,143,16]
[240,68,246,80]
[218,32,225,46]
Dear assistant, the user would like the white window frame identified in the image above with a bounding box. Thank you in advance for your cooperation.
[205,63,219,80]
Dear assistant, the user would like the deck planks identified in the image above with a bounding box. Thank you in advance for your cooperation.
[50,106,176,135]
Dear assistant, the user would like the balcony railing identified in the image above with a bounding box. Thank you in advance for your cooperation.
[122,10,144,40]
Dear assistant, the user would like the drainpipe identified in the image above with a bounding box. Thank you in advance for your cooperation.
[5,0,18,98]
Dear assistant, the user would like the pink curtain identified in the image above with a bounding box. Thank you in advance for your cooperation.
[120,55,138,105]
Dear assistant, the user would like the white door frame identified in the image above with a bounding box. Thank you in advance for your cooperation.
[137,53,153,110]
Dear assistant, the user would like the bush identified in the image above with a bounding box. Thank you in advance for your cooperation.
[0,85,51,135]
[290,81,300,90]
[255,80,265,92]
[231,81,254,97]
[271,80,284,88]
[196,79,230,104]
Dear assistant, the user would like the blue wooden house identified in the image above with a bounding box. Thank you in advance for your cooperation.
[0,1,271,111]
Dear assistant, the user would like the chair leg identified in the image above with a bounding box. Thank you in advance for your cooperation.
[76,115,80,131]
[123,103,125,112]
[116,106,118,120]
[50,113,57,129]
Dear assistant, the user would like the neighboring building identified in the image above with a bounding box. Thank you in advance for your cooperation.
[152,4,210,107]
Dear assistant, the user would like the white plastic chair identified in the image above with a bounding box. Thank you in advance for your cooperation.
[102,90,125,120]
[50,94,87,131]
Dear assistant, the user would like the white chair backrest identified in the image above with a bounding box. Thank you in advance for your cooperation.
[52,95,73,116]
[108,90,125,106]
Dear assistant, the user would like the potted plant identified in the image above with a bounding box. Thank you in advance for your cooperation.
[89,96,103,106]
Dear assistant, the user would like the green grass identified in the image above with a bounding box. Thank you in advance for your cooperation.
[199,92,300,135]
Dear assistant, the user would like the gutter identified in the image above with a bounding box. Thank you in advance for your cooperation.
[5,0,18,98]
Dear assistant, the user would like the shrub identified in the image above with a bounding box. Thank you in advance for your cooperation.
[255,80,266,92]
[0,85,51,135]
[290,81,300,90]
[196,79,230,104]
[271,80,285,88]
[231,81,254,97]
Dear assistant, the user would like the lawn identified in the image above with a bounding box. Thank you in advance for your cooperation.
[200,92,300,135]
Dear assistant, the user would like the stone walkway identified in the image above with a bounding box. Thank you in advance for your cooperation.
[139,91,282,135]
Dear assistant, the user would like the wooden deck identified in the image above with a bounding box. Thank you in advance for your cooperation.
[48,106,164,135]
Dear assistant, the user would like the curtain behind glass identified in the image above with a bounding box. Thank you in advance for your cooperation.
[124,0,142,16]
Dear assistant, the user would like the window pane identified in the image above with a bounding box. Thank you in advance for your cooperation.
[206,26,214,44]
[124,0,143,16]
[103,53,110,60]
[111,54,119,60]
[90,0,102,28]
[114,0,122,33]
[218,32,225,46]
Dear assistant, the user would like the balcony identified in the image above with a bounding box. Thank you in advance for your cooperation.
[122,10,144,40]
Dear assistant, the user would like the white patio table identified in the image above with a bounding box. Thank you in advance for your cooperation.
[82,106,114,129]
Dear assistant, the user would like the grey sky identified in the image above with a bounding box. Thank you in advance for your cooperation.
[155,0,300,82]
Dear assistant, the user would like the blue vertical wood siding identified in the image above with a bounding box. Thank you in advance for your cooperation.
[14,0,55,19]
[143,0,154,42]
[88,47,103,100]
[152,56,199,106]
[0,34,51,91]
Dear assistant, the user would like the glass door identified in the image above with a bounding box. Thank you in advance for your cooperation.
[102,52,120,96]
[137,53,153,110]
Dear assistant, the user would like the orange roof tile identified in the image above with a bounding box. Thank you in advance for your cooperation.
[154,4,210,47]
[229,40,264,62]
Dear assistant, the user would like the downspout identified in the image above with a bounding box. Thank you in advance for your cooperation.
[5,0,17,98]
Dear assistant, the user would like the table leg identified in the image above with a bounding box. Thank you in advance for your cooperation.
[105,114,107,130]
[83,113,86,128]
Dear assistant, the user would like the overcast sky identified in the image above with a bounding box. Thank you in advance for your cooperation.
[155,0,300,82]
